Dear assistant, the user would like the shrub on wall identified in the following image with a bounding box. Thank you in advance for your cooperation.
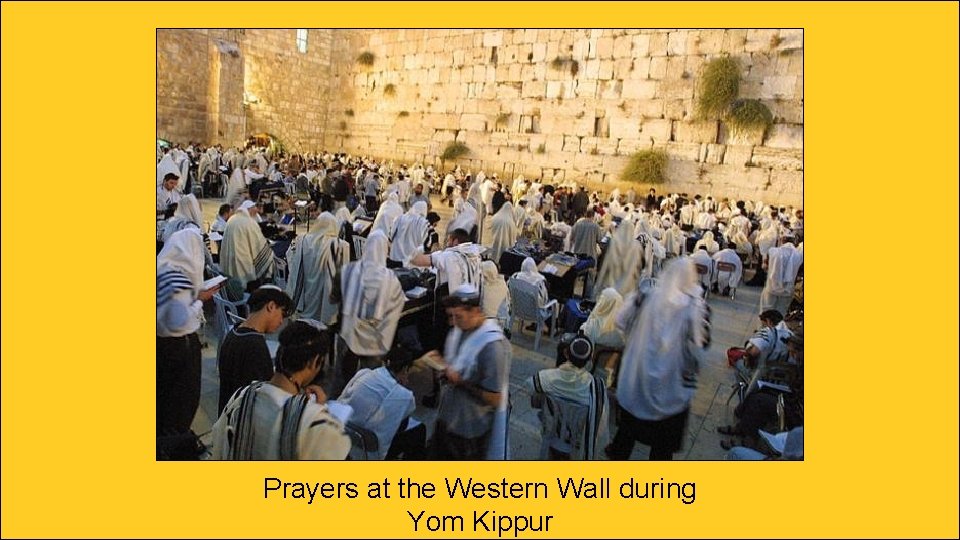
[441,141,469,162]
[727,98,773,138]
[549,56,579,77]
[384,83,396,96]
[356,51,375,66]
[398,110,410,118]
[621,148,668,184]
[696,56,740,120]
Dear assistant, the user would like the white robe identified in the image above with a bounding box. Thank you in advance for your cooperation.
[389,202,430,266]
[371,194,403,238]
[339,231,405,356]
[488,203,519,264]
[220,211,275,288]
[595,219,642,298]
[285,213,349,326]
[712,248,743,289]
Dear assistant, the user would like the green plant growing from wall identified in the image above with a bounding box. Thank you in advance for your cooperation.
[356,51,375,66]
[536,144,546,154]
[622,148,668,184]
[398,110,410,118]
[384,83,396,96]
[441,141,470,162]
[339,121,347,131]
[495,112,512,129]
[696,56,740,120]
[726,98,773,138]
[589,147,600,155]
[345,109,354,117]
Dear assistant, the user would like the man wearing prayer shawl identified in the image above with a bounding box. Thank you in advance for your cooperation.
[220,200,275,291]
[446,197,478,242]
[157,228,218,435]
[488,202,519,265]
[690,247,715,290]
[210,321,351,460]
[510,257,549,306]
[157,151,181,189]
[371,192,403,238]
[162,194,204,243]
[389,201,430,268]
[607,258,709,461]
[426,285,511,460]
[693,231,721,255]
[480,261,510,329]
[581,288,626,350]
[285,213,349,327]
[157,172,182,213]
[760,243,803,313]
[711,248,743,296]
[530,334,609,460]
[337,231,406,394]
[595,218,642,298]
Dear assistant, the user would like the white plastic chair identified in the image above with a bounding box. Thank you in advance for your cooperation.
[715,261,739,300]
[506,277,559,351]
[212,290,250,340]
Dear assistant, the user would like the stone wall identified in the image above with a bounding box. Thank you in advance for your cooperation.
[157,29,335,152]
[324,29,803,206]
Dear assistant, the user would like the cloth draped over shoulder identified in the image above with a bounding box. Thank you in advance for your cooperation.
[220,210,275,288]
[488,202,519,264]
[285,213,348,326]
[339,230,405,356]
[595,218,642,297]
[389,201,429,266]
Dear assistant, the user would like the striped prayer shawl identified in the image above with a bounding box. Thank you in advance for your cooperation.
[226,382,267,460]
[253,242,274,280]
[279,394,311,460]
[157,270,194,306]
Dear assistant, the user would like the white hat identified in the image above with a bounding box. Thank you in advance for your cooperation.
[239,200,257,212]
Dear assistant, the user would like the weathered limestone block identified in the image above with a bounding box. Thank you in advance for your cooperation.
[618,137,651,155]
[750,147,803,170]
[609,117,640,139]
[596,36,614,58]
[656,78,695,100]
[721,29,747,54]
[599,79,623,100]
[745,29,778,53]
[674,120,718,144]
[576,80,598,98]
[667,31,686,56]
[721,124,765,146]
[613,36,632,58]
[522,80,546,98]
[763,123,803,149]
[648,56,667,79]
[532,42,547,63]
[768,99,803,125]
[583,59,601,79]
[622,79,657,99]
[545,133,565,152]
[639,119,673,143]
[704,143,726,164]
[665,142,702,162]
[597,138,619,155]
[664,158,701,185]
[598,59,615,80]
[563,135,582,152]
[648,32,668,56]
[545,81,563,99]
[722,145,752,167]
[663,99,690,121]
[482,31,502,48]
[460,113,488,132]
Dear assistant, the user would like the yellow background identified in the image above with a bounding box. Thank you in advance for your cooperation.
[2,2,957,538]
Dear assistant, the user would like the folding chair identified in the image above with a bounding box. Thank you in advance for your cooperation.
[507,278,559,351]
[715,261,739,300]
[344,422,380,461]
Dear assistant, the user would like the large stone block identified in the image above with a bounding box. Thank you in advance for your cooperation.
[722,145,753,167]
[705,143,725,164]
[545,81,563,99]
[522,80,546,98]
[674,120,719,144]
[632,34,650,57]
[721,29,748,54]
[665,141,702,162]
[639,118,673,143]
[750,147,803,170]
[617,137,651,155]
[613,36,633,58]
[599,79,623,100]
[460,113,488,132]
[609,117,640,139]
[583,59,601,79]
[745,29,778,53]
[656,78,695,100]
[648,56,667,79]
[622,79,657,99]
[596,36,614,58]
[759,76,797,99]
[764,123,803,149]
[667,31,687,56]
[648,32,668,56]
[563,135,582,152]
[598,59,615,80]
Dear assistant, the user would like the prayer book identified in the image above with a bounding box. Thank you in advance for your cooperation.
[202,275,228,291]
[417,352,447,371]
[404,286,428,299]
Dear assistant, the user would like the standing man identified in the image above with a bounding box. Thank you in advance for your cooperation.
[569,209,603,297]
[364,172,381,214]
[425,285,511,460]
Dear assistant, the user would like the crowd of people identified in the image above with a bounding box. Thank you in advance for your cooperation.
[156,140,804,461]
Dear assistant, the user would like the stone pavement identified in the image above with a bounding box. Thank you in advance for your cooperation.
[191,192,766,460]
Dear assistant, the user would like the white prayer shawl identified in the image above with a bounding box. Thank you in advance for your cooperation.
[156,185,182,212]
[432,243,483,291]
[443,319,511,459]
[162,194,203,242]
[663,224,685,257]
[488,203,519,264]
[595,219,642,298]
[197,154,213,184]
[679,204,697,226]
[285,213,348,326]
[339,231,405,356]
[371,194,403,238]
[729,214,752,241]
[512,203,528,231]
[156,154,180,187]
[225,168,248,208]
[616,258,706,420]
[480,261,510,324]
[756,219,779,259]
[511,175,525,197]
[697,212,717,231]
[690,249,715,289]
[335,207,353,227]
[764,243,803,296]
[243,167,264,186]
[712,248,743,289]
[693,231,720,254]
[731,232,753,256]
[511,257,548,305]
[446,200,478,238]
[480,178,496,210]
[525,208,544,238]
[157,228,205,337]
[581,288,625,349]
[220,211,275,287]
[389,202,430,266]
[396,178,411,204]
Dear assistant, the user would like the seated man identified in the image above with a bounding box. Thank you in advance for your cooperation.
[335,345,426,460]
[711,247,743,297]
[529,334,609,460]
[727,309,794,375]
[210,321,351,460]
[217,285,293,414]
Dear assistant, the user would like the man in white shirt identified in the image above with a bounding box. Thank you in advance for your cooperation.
[336,346,426,460]
[157,172,182,213]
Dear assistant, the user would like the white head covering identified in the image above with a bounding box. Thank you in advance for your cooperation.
[285,212,346,325]
[371,193,403,237]
[335,207,353,226]
[157,228,205,289]
[694,231,720,254]
[342,230,393,320]
[581,288,625,348]
[174,194,203,226]
[488,202,518,263]
[514,257,545,286]
[389,201,430,266]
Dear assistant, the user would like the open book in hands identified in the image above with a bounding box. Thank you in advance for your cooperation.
[417,351,447,371]
[202,275,228,291]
